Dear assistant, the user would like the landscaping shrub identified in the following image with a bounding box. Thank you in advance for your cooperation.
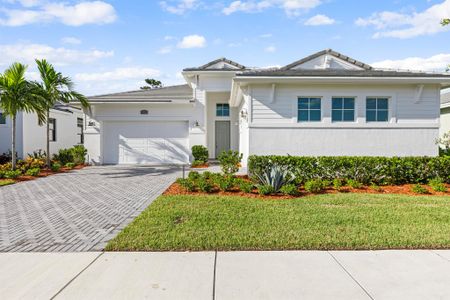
[4,170,21,179]
[198,179,214,193]
[280,184,299,196]
[347,179,363,189]
[248,155,450,185]
[71,145,87,165]
[53,148,74,166]
[188,171,201,182]
[191,160,206,167]
[191,145,208,164]
[65,162,76,169]
[51,162,61,172]
[258,184,275,195]
[304,179,327,193]
[332,178,344,191]
[218,150,243,175]
[0,179,15,186]
[0,151,15,165]
[27,149,46,160]
[411,184,429,194]
[428,178,448,192]
[253,162,295,193]
[370,183,382,192]
[176,178,196,192]
[236,179,254,193]
[0,170,5,179]
[215,175,235,192]
[25,168,40,177]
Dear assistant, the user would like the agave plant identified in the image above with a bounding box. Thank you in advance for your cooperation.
[254,162,296,193]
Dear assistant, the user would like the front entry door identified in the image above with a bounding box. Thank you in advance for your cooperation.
[215,120,230,158]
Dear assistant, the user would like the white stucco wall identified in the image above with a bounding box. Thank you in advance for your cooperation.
[441,107,450,138]
[247,83,440,157]
[0,111,23,156]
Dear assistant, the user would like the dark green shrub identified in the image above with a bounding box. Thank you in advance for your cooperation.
[258,184,275,195]
[53,148,74,165]
[198,179,214,193]
[280,184,299,196]
[216,175,235,192]
[333,178,344,190]
[176,178,196,192]
[4,170,21,179]
[25,168,40,177]
[191,145,208,164]
[304,179,326,193]
[191,160,205,167]
[71,145,87,165]
[411,184,429,194]
[239,180,254,193]
[0,170,4,179]
[248,155,450,185]
[51,162,61,172]
[218,150,243,175]
[347,179,363,189]
[65,162,76,169]
[428,178,448,192]
[188,171,201,182]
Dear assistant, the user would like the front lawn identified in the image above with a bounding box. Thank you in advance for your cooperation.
[106,194,450,251]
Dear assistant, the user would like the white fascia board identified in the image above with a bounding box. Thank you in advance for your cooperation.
[233,76,450,86]
[87,100,194,105]
[441,102,450,109]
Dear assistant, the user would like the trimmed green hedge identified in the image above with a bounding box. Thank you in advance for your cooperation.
[248,156,450,185]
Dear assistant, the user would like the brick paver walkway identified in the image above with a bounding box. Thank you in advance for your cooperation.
[0,166,180,252]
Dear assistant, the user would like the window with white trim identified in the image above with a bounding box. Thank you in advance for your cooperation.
[49,118,56,142]
[332,97,355,122]
[366,97,389,122]
[0,112,5,125]
[216,104,230,117]
[297,97,321,122]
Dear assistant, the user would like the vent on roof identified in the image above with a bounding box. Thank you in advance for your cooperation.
[140,109,149,115]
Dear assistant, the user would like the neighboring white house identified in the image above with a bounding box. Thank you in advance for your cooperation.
[0,104,84,158]
[83,49,450,166]
[441,91,450,138]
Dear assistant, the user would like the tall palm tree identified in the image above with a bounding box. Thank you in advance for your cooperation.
[35,59,90,167]
[0,63,46,170]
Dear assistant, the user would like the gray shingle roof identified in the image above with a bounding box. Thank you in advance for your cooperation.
[281,49,373,71]
[183,57,246,71]
[88,84,193,103]
[237,69,450,78]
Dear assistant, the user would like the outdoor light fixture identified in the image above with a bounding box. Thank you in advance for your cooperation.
[193,120,200,127]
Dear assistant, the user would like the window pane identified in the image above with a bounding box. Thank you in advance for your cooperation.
[298,110,309,122]
[216,106,222,116]
[377,110,388,121]
[310,110,321,121]
[366,98,377,110]
[343,110,355,121]
[366,110,376,122]
[343,98,355,109]
[223,108,230,116]
[377,98,388,110]
[332,110,342,121]
[310,98,321,109]
[332,98,342,109]
[0,113,5,124]
[298,98,309,109]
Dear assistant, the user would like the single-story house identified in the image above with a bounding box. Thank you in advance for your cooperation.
[83,49,450,166]
[441,90,450,137]
[0,104,84,158]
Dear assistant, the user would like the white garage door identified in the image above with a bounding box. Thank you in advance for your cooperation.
[103,121,189,165]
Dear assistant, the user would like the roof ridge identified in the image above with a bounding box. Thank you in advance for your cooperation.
[88,84,190,98]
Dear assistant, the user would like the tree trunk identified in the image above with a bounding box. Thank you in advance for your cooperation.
[11,114,16,170]
[46,109,51,167]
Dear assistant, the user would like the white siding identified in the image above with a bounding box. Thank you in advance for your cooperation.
[441,107,450,137]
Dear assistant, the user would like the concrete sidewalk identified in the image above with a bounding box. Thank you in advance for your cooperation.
[1,250,450,300]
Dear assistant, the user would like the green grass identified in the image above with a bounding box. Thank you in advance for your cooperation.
[106,194,450,251]
[0,179,15,186]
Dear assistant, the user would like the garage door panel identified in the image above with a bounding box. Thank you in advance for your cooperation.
[103,121,189,165]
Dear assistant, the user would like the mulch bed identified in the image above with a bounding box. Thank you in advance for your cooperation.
[0,164,88,185]
[164,180,450,199]
[190,163,210,169]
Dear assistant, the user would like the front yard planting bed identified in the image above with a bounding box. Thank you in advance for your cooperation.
[106,193,450,251]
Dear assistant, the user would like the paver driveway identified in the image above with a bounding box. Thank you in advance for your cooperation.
[0,166,181,252]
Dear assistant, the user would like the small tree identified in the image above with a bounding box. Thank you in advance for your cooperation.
[140,78,162,90]
[0,63,46,169]
[436,131,450,155]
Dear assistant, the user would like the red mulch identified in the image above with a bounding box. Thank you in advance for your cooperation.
[2,164,88,184]
[190,163,210,169]
[163,181,450,199]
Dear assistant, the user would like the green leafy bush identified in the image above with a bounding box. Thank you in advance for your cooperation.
[333,178,344,191]
[198,179,214,193]
[65,162,76,169]
[411,184,429,194]
[428,178,448,192]
[304,179,327,193]
[51,162,61,172]
[218,150,243,175]
[215,175,235,192]
[4,170,21,179]
[25,168,40,177]
[191,145,208,164]
[53,148,74,165]
[71,145,87,165]
[237,179,254,193]
[188,171,201,182]
[176,178,196,192]
[248,155,450,185]
[258,184,275,195]
[370,183,382,192]
[253,162,295,193]
[191,160,206,167]
[280,184,299,196]
[0,170,4,179]
[347,179,363,189]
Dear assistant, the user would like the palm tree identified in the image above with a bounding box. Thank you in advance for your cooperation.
[0,63,46,170]
[35,59,90,167]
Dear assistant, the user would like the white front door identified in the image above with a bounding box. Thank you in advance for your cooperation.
[103,121,189,165]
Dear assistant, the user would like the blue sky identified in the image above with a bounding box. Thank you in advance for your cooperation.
[1,0,450,95]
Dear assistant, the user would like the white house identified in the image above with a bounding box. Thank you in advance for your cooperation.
[0,104,84,158]
[441,91,450,138]
[83,49,450,166]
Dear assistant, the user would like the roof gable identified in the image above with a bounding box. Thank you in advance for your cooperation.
[282,49,372,71]
[197,57,246,70]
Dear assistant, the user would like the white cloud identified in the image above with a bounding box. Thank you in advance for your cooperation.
[0,43,113,66]
[355,0,450,39]
[0,1,117,26]
[259,33,273,38]
[158,46,173,54]
[177,34,206,48]
[372,53,450,72]
[222,0,321,16]
[264,45,276,52]
[61,37,81,45]
[160,0,198,14]
[75,67,161,81]
[304,14,335,26]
